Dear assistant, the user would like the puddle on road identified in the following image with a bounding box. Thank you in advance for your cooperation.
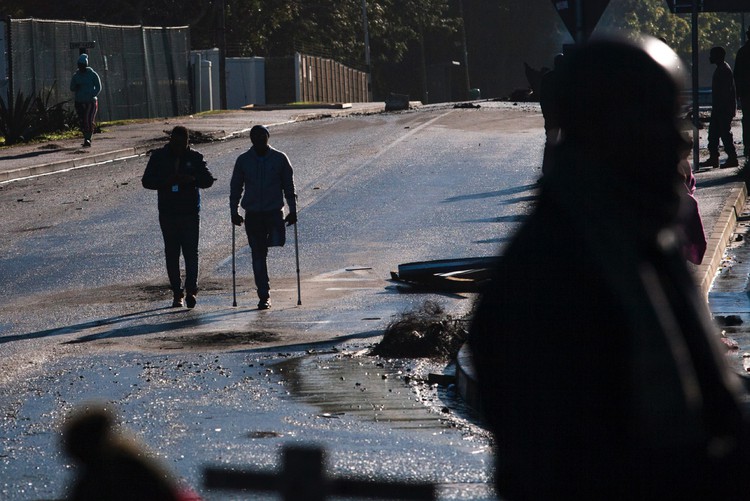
[275,352,454,432]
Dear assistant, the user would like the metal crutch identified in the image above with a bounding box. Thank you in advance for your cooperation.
[232,222,237,307]
[294,221,302,305]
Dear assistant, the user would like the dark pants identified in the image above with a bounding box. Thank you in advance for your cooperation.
[707,112,737,158]
[74,100,98,141]
[159,213,200,294]
[740,96,750,156]
[244,210,285,300]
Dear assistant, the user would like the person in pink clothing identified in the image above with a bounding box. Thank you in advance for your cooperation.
[677,140,707,264]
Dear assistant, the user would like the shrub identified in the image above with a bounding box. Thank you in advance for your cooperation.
[0,91,36,144]
[0,84,75,145]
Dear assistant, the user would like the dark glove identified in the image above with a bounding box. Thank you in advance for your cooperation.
[231,213,244,226]
[285,212,297,226]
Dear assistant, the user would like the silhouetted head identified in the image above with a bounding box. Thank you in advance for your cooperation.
[250,125,270,154]
[62,404,116,464]
[169,125,189,156]
[555,35,687,233]
[709,46,726,65]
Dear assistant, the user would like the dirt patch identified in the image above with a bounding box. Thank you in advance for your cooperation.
[148,330,279,349]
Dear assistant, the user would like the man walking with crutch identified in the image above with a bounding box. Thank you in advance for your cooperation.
[230,125,298,310]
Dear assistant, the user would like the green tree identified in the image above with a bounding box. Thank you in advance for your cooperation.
[601,0,742,65]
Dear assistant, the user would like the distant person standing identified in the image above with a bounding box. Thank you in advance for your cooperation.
[142,126,215,309]
[230,125,297,310]
[69,53,101,148]
[539,53,564,176]
[699,46,738,169]
[735,29,750,157]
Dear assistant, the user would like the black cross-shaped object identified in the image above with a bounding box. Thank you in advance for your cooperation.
[204,445,436,500]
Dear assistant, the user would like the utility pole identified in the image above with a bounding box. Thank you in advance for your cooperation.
[457,0,471,99]
[692,0,700,168]
[361,0,373,101]
[218,0,227,109]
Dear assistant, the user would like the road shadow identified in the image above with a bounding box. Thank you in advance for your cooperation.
[0,147,69,161]
[61,308,253,344]
[0,307,172,345]
[442,183,537,204]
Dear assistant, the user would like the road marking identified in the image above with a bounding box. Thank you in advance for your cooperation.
[325,287,380,291]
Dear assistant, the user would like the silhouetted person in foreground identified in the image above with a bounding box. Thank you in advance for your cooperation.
[699,46,738,169]
[539,53,564,176]
[470,35,748,500]
[62,403,200,500]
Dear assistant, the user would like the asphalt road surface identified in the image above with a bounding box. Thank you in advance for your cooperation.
[0,103,544,500]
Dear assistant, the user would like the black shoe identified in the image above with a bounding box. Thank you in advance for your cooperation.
[83,139,91,147]
[721,156,740,168]
[257,299,271,310]
[698,157,719,168]
[185,294,196,309]
[172,291,184,307]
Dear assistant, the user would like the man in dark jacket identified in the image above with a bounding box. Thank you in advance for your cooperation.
[699,46,738,168]
[142,126,215,308]
[470,36,748,500]
[735,29,750,157]
[230,125,297,310]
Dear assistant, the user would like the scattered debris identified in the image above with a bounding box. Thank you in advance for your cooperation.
[715,315,743,327]
[454,103,481,109]
[370,300,468,359]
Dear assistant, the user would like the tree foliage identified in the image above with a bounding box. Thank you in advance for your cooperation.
[601,0,742,64]
[3,0,745,98]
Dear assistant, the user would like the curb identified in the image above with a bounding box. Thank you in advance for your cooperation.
[456,182,750,412]
[0,147,141,183]
[695,182,748,299]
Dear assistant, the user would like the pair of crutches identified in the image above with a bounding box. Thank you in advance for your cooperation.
[232,220,301,307]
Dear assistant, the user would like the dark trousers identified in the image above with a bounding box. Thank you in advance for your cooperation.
[707,113,737,158]
[740,97,750,155]
[244,210,285,300]
[159,213,200,294]
[74,100,98,141]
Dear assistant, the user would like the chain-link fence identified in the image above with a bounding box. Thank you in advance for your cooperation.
[7,18,190,121]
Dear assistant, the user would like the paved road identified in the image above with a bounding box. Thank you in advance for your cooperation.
[0,102,748,500]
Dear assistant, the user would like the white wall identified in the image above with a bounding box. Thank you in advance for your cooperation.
[226,57,265,108]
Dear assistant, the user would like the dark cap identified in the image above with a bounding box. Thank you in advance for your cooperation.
[250,125,270,137]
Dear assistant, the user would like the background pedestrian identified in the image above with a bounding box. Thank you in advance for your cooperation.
[230,125,297,310]
[142,126,215,309]
[699,46,738,169]
[69,54,101,148]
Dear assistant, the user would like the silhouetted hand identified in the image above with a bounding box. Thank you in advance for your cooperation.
[285,212,297,226]
[231,213,244,226]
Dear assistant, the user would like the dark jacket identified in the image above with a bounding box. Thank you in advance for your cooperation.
[229,146,296,215]
[712,61,737,117]
[142,145,214,216]
[735,42,750,98]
